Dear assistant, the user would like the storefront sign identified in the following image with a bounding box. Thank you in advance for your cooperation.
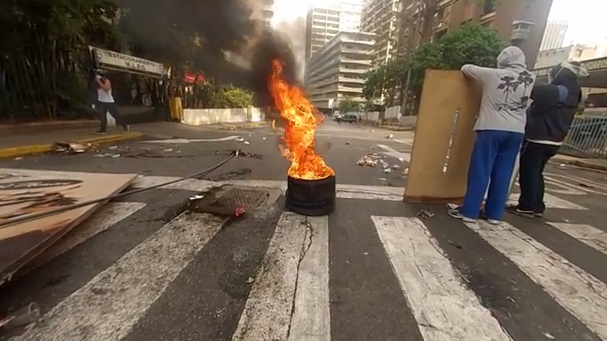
[89,46,166,78]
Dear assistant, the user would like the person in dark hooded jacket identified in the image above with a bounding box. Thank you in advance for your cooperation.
[510,61,588,218]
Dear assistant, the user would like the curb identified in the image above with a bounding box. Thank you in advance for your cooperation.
[217,122,267,130]
[0,132,143,159]
[560,159,607,172]
[0,120,98,134]
[551,157,607,172]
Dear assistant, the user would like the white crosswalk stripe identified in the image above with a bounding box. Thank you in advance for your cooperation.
[373,216,513,341]
[2,169,606,341]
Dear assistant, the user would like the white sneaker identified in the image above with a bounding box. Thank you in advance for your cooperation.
[487,219,500,225]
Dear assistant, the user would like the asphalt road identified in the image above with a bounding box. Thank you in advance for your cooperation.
[0,120,606,341]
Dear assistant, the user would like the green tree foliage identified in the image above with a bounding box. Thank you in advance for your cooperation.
[338,97,360,113]
[362,58,408,106]
[409,22,504,93]
[363,23,503,108]
[194,82,253,109]
[0,0,121,121]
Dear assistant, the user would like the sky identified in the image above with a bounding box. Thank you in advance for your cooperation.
[272,0,607,46]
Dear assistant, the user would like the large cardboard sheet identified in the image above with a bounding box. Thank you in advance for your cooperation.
[0,169,136,283]
[405,70,481,202]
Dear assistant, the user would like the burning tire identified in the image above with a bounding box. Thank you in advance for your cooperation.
[286,175,336,216]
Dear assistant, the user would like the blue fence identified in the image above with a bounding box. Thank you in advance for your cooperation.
[561,115,607,158]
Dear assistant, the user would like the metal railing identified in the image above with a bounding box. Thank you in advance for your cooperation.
[560,115,607,158]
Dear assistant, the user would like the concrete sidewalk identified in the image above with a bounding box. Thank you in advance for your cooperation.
[0,125,143,159]
[552,154,607,172]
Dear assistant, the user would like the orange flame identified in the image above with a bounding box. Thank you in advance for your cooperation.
[269,59,335,180]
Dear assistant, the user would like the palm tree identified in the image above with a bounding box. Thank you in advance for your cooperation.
[497,75,515,102]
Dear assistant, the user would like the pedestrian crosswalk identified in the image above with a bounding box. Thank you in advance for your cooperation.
[2,170,607,341]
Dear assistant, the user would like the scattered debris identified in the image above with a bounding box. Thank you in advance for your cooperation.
[559,163,566,168]
[162,148,173,153]
[356,155,378,167]
[543,332,555,340]
[446,203,460,210]
[417,208,434,219]
[235,138,245,142]
[263,137,268,140]
[14,157,23,161]
[234,206,246,217]
[245,277,255,284]
[243,141,250,145]
[0,302,40,330]
[189,194,205,200]
[93,153,121,158]
[107,146,119,151]
[386,134,394,139]
[384,168,391,174]
[52,142,89,154]
[398,157,405,162]
[447,240,463,249]
[391,164,401,170]
[402,168,409,175]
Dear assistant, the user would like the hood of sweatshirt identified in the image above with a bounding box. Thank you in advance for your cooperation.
[496,46,527,71]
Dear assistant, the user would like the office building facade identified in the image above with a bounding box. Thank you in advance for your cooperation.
[395,0,554,68]
[304,31,376,111]
[360,0,401,66]
[305,1,363,61]
[539,20,569,51]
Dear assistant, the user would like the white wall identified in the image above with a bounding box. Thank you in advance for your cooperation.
[182,107,264,126]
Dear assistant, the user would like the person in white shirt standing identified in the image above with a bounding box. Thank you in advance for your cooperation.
[94,71,129,134]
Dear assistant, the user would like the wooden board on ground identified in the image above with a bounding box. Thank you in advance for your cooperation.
[0,168,137,284]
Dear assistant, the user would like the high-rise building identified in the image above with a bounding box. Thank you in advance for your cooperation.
[261,0,274,27]
[396,0,554,68]
[304,31,375,111]
[539,20,569,51]
[360,0,400,66]
[304,1,363,61]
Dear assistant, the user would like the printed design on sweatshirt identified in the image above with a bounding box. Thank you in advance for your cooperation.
[495,71,534,111]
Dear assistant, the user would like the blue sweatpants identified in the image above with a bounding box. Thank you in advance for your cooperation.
[459,130,524,220]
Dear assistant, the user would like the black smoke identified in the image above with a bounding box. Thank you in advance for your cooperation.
[119,0,299,109]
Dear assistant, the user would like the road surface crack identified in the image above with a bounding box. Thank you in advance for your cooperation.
[286,217,313,340]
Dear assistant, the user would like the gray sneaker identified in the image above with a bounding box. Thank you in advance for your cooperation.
[447,209,477,223]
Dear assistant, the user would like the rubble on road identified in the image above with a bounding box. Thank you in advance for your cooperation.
[356,155,378,167]
[52,142,90,154]
[416,209,434,219]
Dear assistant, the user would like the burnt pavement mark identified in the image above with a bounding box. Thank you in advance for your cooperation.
[328,198,425,341]
[123,200,284,341]
[421,203,603,341]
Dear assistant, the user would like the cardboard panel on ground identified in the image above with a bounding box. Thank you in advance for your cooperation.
[405,70,481,202]
[0,169,137,284]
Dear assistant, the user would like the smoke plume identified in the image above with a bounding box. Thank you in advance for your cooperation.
[119,0,300,109]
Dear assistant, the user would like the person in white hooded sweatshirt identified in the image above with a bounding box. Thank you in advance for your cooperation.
[448,46,535,224]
